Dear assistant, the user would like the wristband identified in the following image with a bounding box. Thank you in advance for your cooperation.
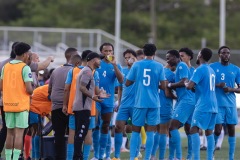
[168,83,172,88]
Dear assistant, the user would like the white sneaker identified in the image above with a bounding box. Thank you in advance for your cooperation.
[90,157,98,160]
[138,152,142,158]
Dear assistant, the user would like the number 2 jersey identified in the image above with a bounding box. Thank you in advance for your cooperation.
[210,62,240,108]
[126,59,165,108]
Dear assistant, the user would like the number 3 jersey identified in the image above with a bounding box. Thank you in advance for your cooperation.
[210,62,240,107]
[126,59,165,108]
[190,64,218,113]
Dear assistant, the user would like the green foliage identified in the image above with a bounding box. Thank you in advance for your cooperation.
[0,0,240,49]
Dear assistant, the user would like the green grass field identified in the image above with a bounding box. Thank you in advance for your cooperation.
[89,136,240,160]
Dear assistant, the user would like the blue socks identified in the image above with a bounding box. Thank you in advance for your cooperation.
[192,133,200,160]
[67,143,74,160]
[32,136,40,159]
[228,136,236,160]
[83,144,91,160]
[169,137,175,160]
[92,129,100,158]
[99,133,108,159]
[114,133,123,158]
[170,129,182,159]
[130,131,140,160]
[145,131,154,160]
[214,134,219,146]
[105,133,111,159]
[187,134,192,159]
[151,133,160,157]
[159,134,167,160]
[206,134,214,160]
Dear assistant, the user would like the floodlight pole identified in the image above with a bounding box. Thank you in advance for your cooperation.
[115,0,121,63]
[220,0,226,46]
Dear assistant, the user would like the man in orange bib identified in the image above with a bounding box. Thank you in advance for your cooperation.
[0,42,33,160]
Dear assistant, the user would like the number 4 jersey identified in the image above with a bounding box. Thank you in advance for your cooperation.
[126,59,165,108]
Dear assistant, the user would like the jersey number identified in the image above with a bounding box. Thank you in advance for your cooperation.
[143,69,151,86]
[221,73,225,80]
[210,74,215,91]
[7,71,17,88]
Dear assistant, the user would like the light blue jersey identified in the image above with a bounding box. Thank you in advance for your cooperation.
[175,62,195,105]
[96,60,122,107]
[189,66,195,76]
[119,67,136,108]
[159,68,175,114]
[190,64,218,113]
[127,59,165,108]
[210,62,240,107]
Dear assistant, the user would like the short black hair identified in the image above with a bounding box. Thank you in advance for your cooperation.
[167,49,180,58]
[70,54,82,65]
[10,42,20,58]
[179,47,194,60]
[218,46,230,54]
[65,47,78,60]
[143,43,157,56]
[123,49,137,58]
[81,50,92,61]
[136,49,144,56]
[14,42,31,56]
[200,48,212,62]
[99,42,114,52]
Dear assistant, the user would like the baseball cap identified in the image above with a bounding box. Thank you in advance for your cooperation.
[87,52,101,62]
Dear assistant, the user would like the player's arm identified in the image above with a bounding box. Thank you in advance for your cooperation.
[159,80,166,90]
[25,81,33,95]
[223,83,240,93]
[165,81,177,99]
[185,80,195,90]
[168,78,187,89]
[36,56,54,71]
[113,64,123,83]
[125,79,134,87]
[0,79,2,91]
[115,86,122,112]
[62,84,71,115]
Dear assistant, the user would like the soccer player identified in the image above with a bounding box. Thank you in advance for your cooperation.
[210,46,240,160]
[166,50,195,160]
[151,63,176,160]
[92,43,123,160]
[185,48,217,160]
[72,52,109,160]
[112,49,137,160]
[126,43,166,160]
[179,47,195,159]
[48,48,78,160]
[0,42,33,160]
[62,54,82,160]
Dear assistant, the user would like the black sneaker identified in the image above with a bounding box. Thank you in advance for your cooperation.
[200,146,207,150]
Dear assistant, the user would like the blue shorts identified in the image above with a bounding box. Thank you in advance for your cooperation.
[96,102,114,114]
[160,114,172,124]
[191,111,216,130]
[89,116,96,129]
[29,111,40,125]
[216,106,238,125]
[69,115,75,130]
[172,102,195,124]
[116,107,133,121]
[132,108,160,126]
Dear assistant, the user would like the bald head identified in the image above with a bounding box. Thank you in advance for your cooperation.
[32,53,40,63]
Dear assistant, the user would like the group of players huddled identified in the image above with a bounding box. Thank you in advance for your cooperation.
[0,42,239,160]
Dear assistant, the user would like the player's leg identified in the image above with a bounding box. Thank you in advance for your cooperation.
[169,119,182,159]
[83,116,95,160]
[99,109,113,160]
[158,122,170,160]
[0,106,7,159]
[73,110,91,160]
[5,112,15,160]
[91,109,100,160]
[67,115,75,160]
[150,124,160,159]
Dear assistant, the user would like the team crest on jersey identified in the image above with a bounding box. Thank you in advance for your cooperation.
[28,73,32,78]
[179,66,182,70]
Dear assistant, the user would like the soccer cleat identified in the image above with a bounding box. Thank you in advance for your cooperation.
[215,146,221,150]
[200,146,207,150]
[134,158,138,160]
[105,158,111,160]
[90,157,98,160]
[111,158,120,160]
